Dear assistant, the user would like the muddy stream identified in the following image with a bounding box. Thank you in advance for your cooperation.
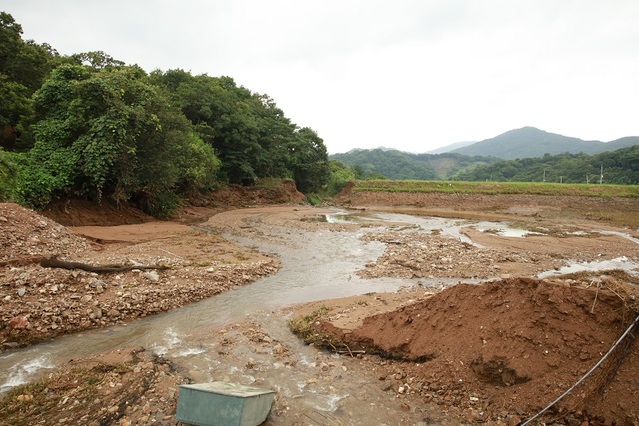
[2,209,638,424]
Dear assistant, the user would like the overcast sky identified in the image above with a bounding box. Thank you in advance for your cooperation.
[6,0,639,154]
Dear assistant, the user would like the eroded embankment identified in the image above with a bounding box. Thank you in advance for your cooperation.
[293,277,639,424]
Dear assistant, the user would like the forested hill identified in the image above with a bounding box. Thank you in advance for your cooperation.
[0,12,329,217]
[329,149,497,180]
[452,144,639,184]
[449,127,639,159]
[330,144,639,184]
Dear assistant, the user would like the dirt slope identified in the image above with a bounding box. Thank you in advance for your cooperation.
[299,277,639,424]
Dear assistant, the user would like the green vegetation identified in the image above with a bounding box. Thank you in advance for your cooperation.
[452,146,639,184]
[330,145,639,186]
[449,126,639,159]
[330,149,497,181]
[288,306,336,347]
[0,12,330,216]
[351,180,639,198]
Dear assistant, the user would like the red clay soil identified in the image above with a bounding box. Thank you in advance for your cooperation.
[313,277,639,424]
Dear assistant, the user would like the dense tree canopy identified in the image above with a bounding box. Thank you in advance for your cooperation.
[151,70,329,189]
[0,12,330,215]
[0,12,61,150]
[331,146,639,185]
[452,146,639,184]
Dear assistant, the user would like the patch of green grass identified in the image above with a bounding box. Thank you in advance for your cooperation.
[288,306,337,347]
[306,193,323,205]
[351,180,639,198]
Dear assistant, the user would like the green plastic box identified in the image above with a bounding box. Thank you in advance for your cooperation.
[176,382,276,426]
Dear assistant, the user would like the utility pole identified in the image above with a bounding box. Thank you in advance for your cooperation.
[543,169,546,182]
[599,164,603,184]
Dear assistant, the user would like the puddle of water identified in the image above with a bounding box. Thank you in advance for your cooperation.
[538,256,639,278]
[600,230,639,245]
[473,222,543,238]
[325,212,385,224]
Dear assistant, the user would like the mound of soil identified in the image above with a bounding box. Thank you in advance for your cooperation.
[0,203,93,262]
[302,277,639,424]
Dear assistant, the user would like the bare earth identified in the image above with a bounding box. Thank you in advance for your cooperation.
[1,184,639,425]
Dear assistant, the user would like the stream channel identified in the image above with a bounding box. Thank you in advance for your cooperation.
[1,209,638,424]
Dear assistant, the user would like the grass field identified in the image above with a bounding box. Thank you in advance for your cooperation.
[351,180,639,198]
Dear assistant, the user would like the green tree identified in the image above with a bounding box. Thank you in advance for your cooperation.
[69,51,125,70]
[0,148,17,200]
[325,160,355,195]
[152,72,262,184]
[0,12,59,150]
[287,127,329,193]
[152,70,329,191]
[17,63,220,214]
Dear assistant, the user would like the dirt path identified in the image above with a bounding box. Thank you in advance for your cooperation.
[1,189,639,425]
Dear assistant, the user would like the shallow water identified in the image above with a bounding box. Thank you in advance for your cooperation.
[538,256,639,279]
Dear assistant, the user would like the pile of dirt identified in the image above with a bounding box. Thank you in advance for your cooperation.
[300,277,639,424]
[0,203,93,262]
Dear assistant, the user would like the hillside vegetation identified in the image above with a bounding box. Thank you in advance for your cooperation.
[453,145,639,184]
[330,149,497,180]
[0,12,329,216]
[450,126,639,159]
[331,144,639,184]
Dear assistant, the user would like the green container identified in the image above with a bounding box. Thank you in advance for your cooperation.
[175,382,276,426]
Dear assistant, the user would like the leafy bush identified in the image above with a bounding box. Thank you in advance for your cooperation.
[0,150,17,202]
[325,161,356,195]
[306,193,322,205]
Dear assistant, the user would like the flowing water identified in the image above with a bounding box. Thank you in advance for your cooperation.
[1,209,638,424]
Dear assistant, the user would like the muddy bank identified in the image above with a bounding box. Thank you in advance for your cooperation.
[292,277,639,424]
[334,186,639,230]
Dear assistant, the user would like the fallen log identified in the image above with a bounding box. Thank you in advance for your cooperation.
[38,255,170,273]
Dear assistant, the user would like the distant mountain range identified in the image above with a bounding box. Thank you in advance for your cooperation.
[430,127,639,159]
[329,127,639,181]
